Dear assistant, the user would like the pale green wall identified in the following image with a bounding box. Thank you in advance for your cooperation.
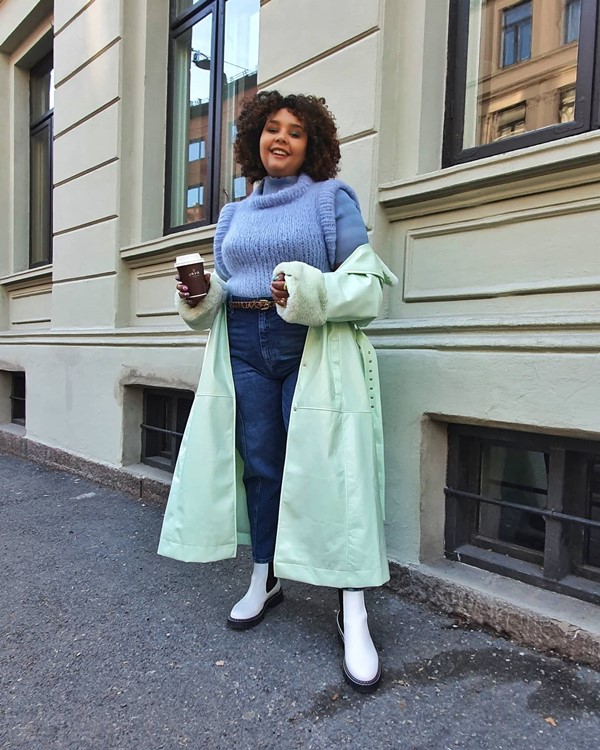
[1,0,599,570]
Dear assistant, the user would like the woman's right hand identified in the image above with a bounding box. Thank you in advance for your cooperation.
[176,273,211,308]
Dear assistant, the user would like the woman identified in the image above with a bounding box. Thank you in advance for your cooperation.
[158,91,397,693]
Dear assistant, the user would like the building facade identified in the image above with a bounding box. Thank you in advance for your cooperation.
[0,0,598,658]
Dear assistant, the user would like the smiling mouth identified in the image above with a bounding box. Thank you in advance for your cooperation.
[270,149,289,157]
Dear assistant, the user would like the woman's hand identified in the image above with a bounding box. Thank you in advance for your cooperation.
[271,272,289,307]
[177,273,211,308]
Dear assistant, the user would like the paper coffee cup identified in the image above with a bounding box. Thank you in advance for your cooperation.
[175,253,207,298]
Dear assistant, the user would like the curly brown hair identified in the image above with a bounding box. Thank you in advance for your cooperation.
[234,90,341,183]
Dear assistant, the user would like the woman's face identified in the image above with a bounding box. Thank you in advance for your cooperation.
[259,108,308,178]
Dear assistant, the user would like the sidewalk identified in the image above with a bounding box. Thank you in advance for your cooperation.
[1,453,598,750]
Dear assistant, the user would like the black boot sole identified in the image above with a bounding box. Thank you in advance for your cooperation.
[226,588,284,630]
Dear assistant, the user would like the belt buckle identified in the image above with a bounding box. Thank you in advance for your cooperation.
[258,299,271,310]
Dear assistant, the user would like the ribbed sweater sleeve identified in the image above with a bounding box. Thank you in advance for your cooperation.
[334,190,368,266]
[213,202,237,281]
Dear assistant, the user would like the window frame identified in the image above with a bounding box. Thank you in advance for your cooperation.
[165,0,226,234]
[445,424,600,605]
[29,52,53,269]
[443,0,600,167]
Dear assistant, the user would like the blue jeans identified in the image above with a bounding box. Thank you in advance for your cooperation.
[227,301,308,563]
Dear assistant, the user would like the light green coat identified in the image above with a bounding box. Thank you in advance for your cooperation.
[158,244,397,588]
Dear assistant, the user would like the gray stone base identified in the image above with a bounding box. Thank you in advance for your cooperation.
[2,429,598,669]
[0,429,170,506]
[387,561,600,669]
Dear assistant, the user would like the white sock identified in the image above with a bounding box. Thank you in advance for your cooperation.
[343,590,379,682]
[229,563,280,620]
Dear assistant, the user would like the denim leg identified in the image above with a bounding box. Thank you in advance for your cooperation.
[232,357,287,563]
[228,306,307,563]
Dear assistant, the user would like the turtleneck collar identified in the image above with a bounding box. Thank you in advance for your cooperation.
[261,175,299,195]
[248,172,313,209]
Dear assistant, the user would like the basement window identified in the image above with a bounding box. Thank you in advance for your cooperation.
[11,372,26,426]
[141,388,193,472]
[445,424,600,605]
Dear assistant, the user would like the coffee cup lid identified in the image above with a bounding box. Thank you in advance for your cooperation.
[175,252,204,267]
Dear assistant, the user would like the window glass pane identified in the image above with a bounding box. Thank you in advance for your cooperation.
[30,125,52,266]
[462,0,579,149]
[219,0,259,210]
[479,445,548,552]
[144,393,172,462]
[30,65,53,123]
[170,12,213,227]
[174,0,203,15]
[564,0,581,43]
[189,140,200,161]
[188,139,206,161]
[187,184,204,207]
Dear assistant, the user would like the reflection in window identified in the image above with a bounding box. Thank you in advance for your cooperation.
[233,175,247,200]
[494,103,527,141]
[502,2,532,67]
[187,185,204,222]
[459,0,580,152]
[564,0,581,43]
[30,54,53,268]
[167,0,259,231]
[479,446,548,552]
[188,139,206,161]
[559,87,576,122]
[219,0,260,212]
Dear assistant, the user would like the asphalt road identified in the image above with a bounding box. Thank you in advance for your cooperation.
[1,454,599,749]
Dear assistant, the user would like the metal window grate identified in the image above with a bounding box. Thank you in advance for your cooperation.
[10,372,26,426]
[445,424,600,605]
[141,388,193,472]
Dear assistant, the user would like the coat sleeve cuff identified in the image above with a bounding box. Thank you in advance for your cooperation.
[175,274,227,330]
[272,261,328,327]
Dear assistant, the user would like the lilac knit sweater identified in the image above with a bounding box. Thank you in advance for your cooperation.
[214,173,367,298]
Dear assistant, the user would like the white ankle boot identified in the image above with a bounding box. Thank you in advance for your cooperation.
[227,562,283,630]
[337,589,381,692]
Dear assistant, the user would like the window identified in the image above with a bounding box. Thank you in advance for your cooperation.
[445,424,600,605]
[443,0,597,165]
[188,139,206,161]
[166,0,259,232]
[29,53,53,267]
[564,0,582,43]
[10,373,26,426]
[187,183,205,222]
[233,175,247,199]
[559,87,576,122]
[141,388,193,472]
[493,103,527,141]
[501,2,532,67]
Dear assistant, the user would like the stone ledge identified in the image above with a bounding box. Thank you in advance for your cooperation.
[0,430,170,506]
[387,560,600,669]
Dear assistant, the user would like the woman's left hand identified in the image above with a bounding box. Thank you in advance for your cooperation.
[271,273,289,307]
